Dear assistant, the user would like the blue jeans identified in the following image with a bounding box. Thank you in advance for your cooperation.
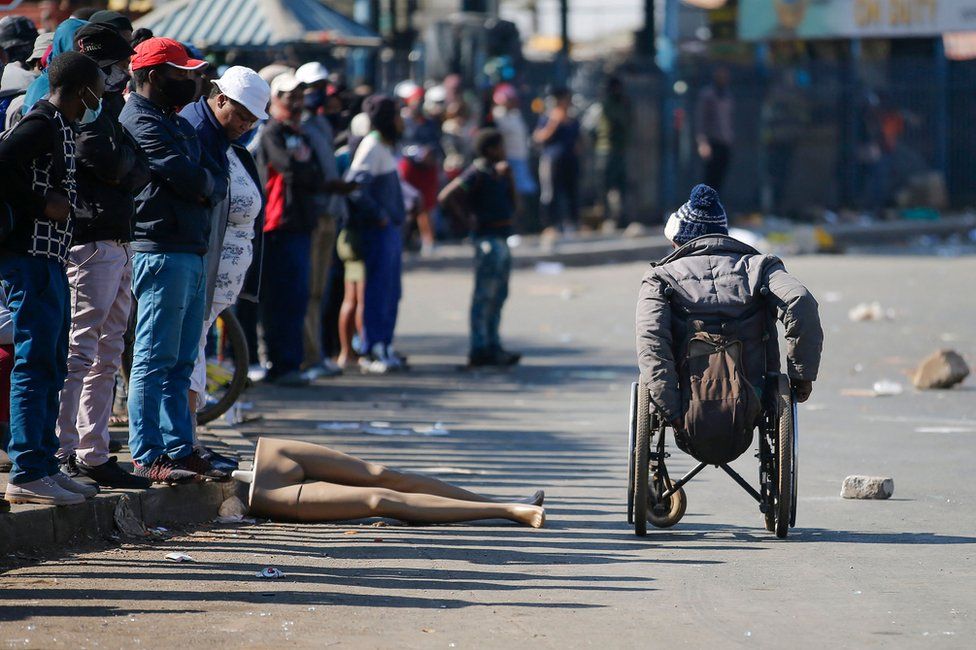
[127,252,205,465]
[470,237,512,353]
[0,255,69,484]
[361,225,402,351]
[260,231,311,379]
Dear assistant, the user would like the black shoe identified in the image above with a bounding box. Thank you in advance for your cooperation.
[468,349,497,367]
[108,439,124,454]
[173,449,229,481]
[59,453,81,478]
[195,445,239,473]
[77,456,152,489]
[133,456,199,484]
[494,348,522,366]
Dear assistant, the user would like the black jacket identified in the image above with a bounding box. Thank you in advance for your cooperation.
[73,93,150,244]
[0,99,77,264]
[119,93,227,255]
[254,118,323,234]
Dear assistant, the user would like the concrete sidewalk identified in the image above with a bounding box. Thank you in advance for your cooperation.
[0,425,252,557]
[404,214,976,270]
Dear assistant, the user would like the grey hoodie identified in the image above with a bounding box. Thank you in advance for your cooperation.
[636,234,823,421]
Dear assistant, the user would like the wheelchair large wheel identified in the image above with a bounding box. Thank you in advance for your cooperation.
[633,382,651,537]
[773,374,797,539]
[627,383,638,525]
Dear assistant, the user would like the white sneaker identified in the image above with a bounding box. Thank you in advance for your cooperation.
[5,476,85,506]
[51,472,99,498]
[321,358,343,377]
[247,364,267,382]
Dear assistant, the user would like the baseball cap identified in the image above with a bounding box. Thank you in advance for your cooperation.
[270,71,303,95]
[0,16,38,50]
[90,10,134,35]
[213,66,270,121]
[295,61,328,85]
[75,23,135,68]
[28,32,54,63]
[131,37,206,71]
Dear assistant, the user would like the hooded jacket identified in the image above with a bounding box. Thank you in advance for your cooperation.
[636,235,823,421]
[22,17,86,114]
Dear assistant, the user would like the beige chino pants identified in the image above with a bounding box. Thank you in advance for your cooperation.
[56,241,132,466]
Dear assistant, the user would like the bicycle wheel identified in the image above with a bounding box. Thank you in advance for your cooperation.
[197,309,249,425]
[633,382,651,537]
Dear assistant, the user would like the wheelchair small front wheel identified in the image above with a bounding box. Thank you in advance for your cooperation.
[648,481,687,529]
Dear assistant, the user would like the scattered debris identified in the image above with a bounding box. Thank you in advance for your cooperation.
[369,521,388,528]
[256,567,284,579]
[113,494,148,538]
[373,538,384,543]
[317,421,362,432]
[165,552,196,562]
[912,349,970,389]
[848,302,895,322]
[871,380,904,397]
[534,261,565,276]
[364,422,417,436]
[343,531,359,535]
[413,423,450,436]
[219,496,248,519]
[841,476,894,499]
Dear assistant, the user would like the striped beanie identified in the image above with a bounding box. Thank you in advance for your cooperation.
[664,184,728,245]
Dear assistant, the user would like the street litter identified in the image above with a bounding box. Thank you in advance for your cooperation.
[534,261,565,276]
[841,476,894,499]
[316,421,363,432]
[256,567,285,579]
[413,423,450,436]
[848,302,895,322]
[912,349,970,389]
[871,380,904,396]
[364,422,417,436]
[165,553,195,562]
[113,495,148,538]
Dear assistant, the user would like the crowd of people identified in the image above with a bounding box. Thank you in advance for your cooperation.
[0,6,551,510]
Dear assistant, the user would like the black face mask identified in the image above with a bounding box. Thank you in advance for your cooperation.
[304,89,325,111]
[103,65,131,94]
[158,75,197,108]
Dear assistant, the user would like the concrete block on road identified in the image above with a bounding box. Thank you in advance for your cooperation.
[140,482,231,526]
[913,349,970,389]
[841,475,894,499]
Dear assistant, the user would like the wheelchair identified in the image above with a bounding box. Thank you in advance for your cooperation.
[626,373,798,538]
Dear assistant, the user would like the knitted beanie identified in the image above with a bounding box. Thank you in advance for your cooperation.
[664,184,728,245]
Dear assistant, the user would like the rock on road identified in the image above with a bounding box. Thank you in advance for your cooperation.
[1,254,974,648]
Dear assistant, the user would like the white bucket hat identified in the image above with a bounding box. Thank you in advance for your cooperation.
[213,66,271,121]
[270,71,303,96]
[295,61,329,85]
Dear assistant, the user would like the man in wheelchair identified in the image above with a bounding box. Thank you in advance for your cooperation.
[631,184,823,537]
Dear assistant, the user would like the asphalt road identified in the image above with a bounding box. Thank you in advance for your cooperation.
[2,254,974,648]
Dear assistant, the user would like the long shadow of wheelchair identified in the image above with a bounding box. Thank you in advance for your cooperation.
[630,522,976,545]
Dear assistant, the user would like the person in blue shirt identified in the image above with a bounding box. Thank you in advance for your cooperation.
[533,88,581,235]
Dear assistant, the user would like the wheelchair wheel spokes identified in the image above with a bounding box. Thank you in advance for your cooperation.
[197,309,249,426]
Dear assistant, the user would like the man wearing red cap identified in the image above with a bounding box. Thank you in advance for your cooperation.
[119,38,229,484]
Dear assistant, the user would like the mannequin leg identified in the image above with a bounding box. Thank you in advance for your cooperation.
[254,437,543,505]
[256,481,544,527]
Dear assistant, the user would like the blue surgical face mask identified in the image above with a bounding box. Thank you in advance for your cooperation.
[79,86,102,125]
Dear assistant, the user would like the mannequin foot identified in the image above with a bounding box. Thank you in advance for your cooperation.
[512,504,545,528]
[518,490,545,506]
[231,470,253,484]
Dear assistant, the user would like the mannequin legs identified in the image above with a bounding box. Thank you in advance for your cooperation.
[247,437,545,527]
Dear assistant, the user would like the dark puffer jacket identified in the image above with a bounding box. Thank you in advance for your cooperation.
[636,235,823,422]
